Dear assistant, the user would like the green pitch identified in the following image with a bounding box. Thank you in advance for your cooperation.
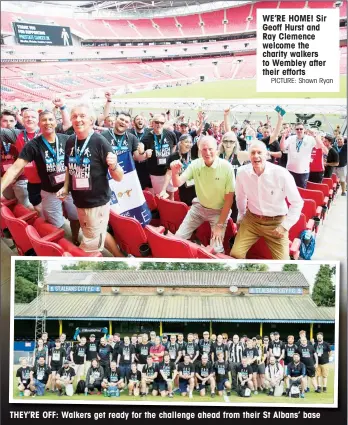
[118,76,346,100]
[12,364,335,404]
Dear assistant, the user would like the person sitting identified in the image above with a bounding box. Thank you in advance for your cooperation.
[264,355,284,396]
[85,359,104,395]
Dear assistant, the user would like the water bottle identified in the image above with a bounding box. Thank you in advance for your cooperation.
[103,388,108,397]
[84,387,88,396]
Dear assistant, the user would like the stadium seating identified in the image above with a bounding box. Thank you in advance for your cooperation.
[306,181,333,208]
[25,225,102,257]
[301,198,322,234]
[156,197,189,234]
[298,187,329,221]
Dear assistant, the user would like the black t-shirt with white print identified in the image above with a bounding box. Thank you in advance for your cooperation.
[184,342,199,361]
[86,342,99,361]
[143,364,158,378]
[177,362,194,382]
[136,343,152,364]
[166,343,180,363]
[31,364,51,384]
[73,344,87,365]
[199,340,212,359]
[157,361,176,382]
[19,134,69,192]
[50,347,66,366]
[243,347,259,365]
[214,360,229,382]
[101,130,138,156]
[195,361,213,379]
[64,132,113,209]
[269,340,285,360]
[237,364,253,381]
[314,341,331,365]
[143,130,177,176]
[16,366,31,385]
[296,344,316,367]
[107,368,122,383]
[213,343,228,360]
[118,344,135,365]
[284,344,298,365]
[127,369,141,382]
[57,366,76,381]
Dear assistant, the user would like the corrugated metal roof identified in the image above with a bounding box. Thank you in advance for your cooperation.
[46,270,309,288]
[14,294,334,322]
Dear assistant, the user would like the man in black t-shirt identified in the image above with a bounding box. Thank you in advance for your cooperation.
[142,113,177,196]
[70,336,87,383]
[58,104,124,256]
[135,333,152,372]
[296,338,319,393]
[117,336,136,381]
[29,356,52,395]
[141,356,158,396]
[212,334,228,363]
[1,110,80,244]
[243,339,259,395]
[16,358,32,395]
[177,354,195,398]
[198,331,212,361]
[228,334,244,392]
[269,332,285,364]
[323,135,339,178]
[214,351,231,396]
[285,353,306,398]
[56,360,75,396]
[195,353,216,397]
[166,335,182,365]
[101,360,125,392]
[155,353,176,398]
[284,335,297,367]
[314,332,331,393]
[127,363,142,396]
[84,334,98,374]
[48,339,66,392]
[237,357,254,392]
[333,135,347,195]
[183,333,199,364]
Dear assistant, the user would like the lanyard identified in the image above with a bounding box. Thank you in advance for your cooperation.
[109,129,125,150]
[337,146,342,153]
[23,129,39,143]
[136,131,145,141]
[179,151,191,168]
[153,132,165,153]
[223,153,234,163]
[2,141,10,154]
[41,135,60,163]
[74,131,94,165]
[296,138,303,152]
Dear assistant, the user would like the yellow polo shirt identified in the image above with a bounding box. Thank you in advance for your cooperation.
[182,157,235,209]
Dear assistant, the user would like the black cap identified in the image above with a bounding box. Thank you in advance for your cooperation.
[162,334,168,339]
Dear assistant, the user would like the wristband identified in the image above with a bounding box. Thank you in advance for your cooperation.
[107,100,112,103]
[109,164,119,172]
[60,105,66,111]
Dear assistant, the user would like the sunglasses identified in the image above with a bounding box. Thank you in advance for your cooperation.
[154,120,165,125]
[223,140,235,144]
[296,128,304,131]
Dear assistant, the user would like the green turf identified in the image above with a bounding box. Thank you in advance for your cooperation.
[12,364,335,404]
[117,76,346,99]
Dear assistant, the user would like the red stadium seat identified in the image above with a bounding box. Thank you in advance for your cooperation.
[25,225,102,257]
[143,190,160,226]
[330,173,339,194]
[195,218,237,255]
[322,177,336,200]
[301,199,322,234]
[156,197,189,233]
[298,187,328,221]
[196,245,232,259]
[108,210,150,257]
[1,203,65,255]
[306,181,332,208]
[145,225,196,258]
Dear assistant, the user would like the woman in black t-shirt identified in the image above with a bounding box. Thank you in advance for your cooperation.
[219,132,240,223]
[158,134,197,206]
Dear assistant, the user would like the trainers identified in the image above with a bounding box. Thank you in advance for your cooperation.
[189,392,193,399]
[305,387,310,393]
[342,192,347,196]
[315,388,321,393]
[211,392,216,398]
[168,393,174,398]
[254,390,258,395]
[227,391,231,396]
[58,390,63,397]
[300,393,305,398]
[323,387,327,393]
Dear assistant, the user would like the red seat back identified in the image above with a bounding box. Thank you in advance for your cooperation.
[196,246,217,259]
[144,225,195,258]
[25,225,66,256]
[195,218,237,254]
[246,239,272,260]
[298,187,325,207]
[143,190,157,211]
[289,213,307,242]
[109,210,148,257]
[322,178,333,191]
[156,197,189,233]
[1,205,32,255]
[306,181,329,198]
[301,199,317,223]
[331,173,338,184]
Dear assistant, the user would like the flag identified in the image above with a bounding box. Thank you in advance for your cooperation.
[108,151,152,227]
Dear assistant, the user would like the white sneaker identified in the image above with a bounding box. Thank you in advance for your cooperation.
[254,390,258,395]
[189,392,193,399]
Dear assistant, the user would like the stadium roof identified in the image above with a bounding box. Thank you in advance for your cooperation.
[45,270,310,288]
[14,294,334,323]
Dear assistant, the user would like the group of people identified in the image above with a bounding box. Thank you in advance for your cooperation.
[1,96,346,259]
[16,329,332,400]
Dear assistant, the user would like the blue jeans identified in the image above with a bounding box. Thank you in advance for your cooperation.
[119,364,131,380]
[289,171,309,189]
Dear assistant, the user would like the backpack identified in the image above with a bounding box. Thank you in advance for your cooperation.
[299,230,315,260]
[289,381,300,398]
[107,386,120,397]
[75,380,86,394]
[238,385,251,397]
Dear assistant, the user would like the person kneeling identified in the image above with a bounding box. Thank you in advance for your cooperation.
[101,360,125,396]
[86,359,104,395]
[140,356,158,397]
[195,353,216,398]
[264,356,284,396]
[177,354,195,398]
[127,363,141,396]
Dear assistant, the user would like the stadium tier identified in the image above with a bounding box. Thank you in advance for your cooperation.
[1,1,346,40]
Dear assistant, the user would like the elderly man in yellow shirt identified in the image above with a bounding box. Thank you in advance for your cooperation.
[170,135,235,253]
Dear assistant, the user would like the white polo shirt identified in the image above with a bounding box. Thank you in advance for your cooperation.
[284,135,316,174]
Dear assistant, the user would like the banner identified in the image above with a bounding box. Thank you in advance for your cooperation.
[249,287,303,295]
[13,22,72,46]
[108,151,152,227]
[48,285,101,293]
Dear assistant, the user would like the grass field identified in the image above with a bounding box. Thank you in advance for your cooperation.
[117,76,346,100]
[12,364,335,405]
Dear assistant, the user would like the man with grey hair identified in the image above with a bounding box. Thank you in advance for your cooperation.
[231,140,303,260]
[171,135,235,253]
[57,104,124,256]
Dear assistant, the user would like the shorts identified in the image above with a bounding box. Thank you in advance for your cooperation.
[308,171,324,184]
[50,363,62,372]
[152,381,160,391]
[77,203,110,252]
[198,380,211,391]
[27,182,42,206]
[257,363,265,374]
[316,363,329,378]
[305,366,316,378]
[217,378,229,391]
[150,174,177,195]
[18,382,30,390]
[41,190,78,227]
[179,379,189,393]
[251,363,258,374]
[13,180,30,208]
[333,166,347,182]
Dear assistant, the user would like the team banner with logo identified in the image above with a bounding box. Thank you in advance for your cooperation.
[108,151,152,227]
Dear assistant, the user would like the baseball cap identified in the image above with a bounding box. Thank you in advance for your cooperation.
[180,122,188,127]
[90,334,96,337]
[162,334,168,339]
[64,360,70,364]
